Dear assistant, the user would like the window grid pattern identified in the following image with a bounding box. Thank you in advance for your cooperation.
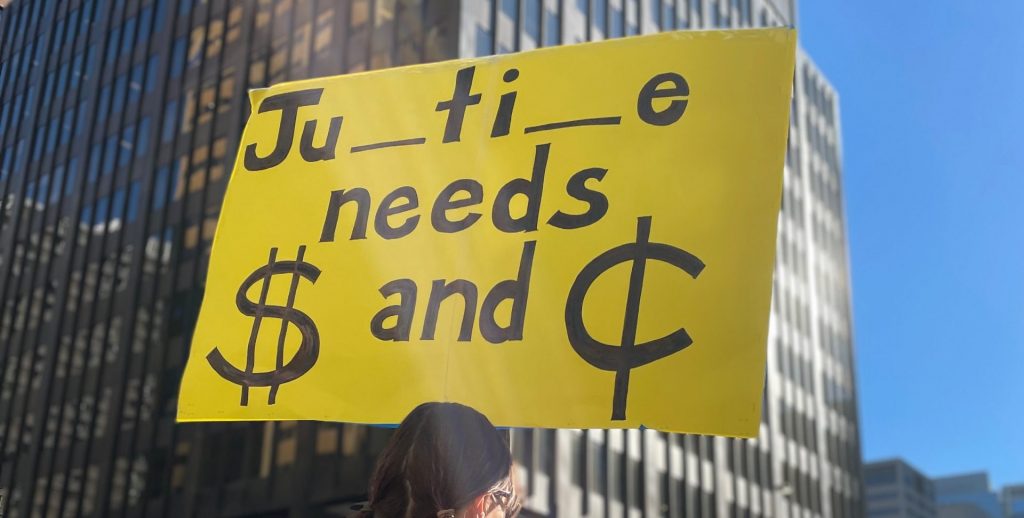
[0,1,458,516]
[458,1,863,517]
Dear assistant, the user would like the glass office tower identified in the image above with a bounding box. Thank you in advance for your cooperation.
[0,1,860,516]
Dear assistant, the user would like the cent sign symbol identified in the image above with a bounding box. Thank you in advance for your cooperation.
[565,216,705,420]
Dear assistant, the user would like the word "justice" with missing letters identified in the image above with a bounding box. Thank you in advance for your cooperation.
[241,66,690,171]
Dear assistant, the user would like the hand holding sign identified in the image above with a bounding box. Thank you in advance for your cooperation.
[177,29,796,437]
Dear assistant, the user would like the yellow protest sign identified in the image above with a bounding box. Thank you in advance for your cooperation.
[176,28,796,437]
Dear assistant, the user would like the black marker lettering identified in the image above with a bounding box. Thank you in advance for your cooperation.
[493,143,549,233]
[370,279,417,341]
[244,89,323,171]
[422,280,478,341]
[564,217,704,420]
[320,188,371,241]
[375,186,420,240]
[491,69,519,137]
[436,66,482,143]
[300,116,343,162]
[548,167,609,229]
[480,241,536,344]
[432,179,484,233]
[637,72,689,126]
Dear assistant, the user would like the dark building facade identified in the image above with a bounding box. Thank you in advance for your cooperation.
[0,1,458,516]
[1,1,860,517]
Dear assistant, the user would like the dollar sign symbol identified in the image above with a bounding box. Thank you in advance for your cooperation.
[206,245,322,406]
[565,217,705,421]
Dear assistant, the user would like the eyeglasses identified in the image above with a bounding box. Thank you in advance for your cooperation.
[487,489,522,518]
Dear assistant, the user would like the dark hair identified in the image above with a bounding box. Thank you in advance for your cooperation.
[368,402,515,517]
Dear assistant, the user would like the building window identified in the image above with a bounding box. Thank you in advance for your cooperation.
[594,0,608,36]
[188,26,206,69]
[49,165,65,204]
[609,3,625,37]
[662,0,676,30]
[153,0,168,32]
[122,16,138,56]
[137,5,153,48]
[544,5,561,46]
[119,124,135,167]
[475,24,493,56]
[136,117,151,158]
[84,44,99,83]
[626,0,640,35]
[145,53,160,92]
[128,63,144,104]
[112,73,128,114]
[865,465,897,485]
[106,26,122,64]
[524,0,541,44]
[128,181,142,223]
[170,37,186,78]
[153,165,171,210]
[80,0,95,35]
[161,100,178,142]
[64,158,79,197]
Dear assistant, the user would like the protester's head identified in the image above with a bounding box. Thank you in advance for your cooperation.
[368,402,521,518]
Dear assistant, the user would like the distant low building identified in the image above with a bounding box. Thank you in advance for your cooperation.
[864,459,936,518]
[866,462,1024,518]
[935,473,1003,518]
[1003,484,1024,518]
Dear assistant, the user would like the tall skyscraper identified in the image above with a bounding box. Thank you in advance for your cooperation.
[0,1,859,516]
[863,459,937,518]
[459,2,861,517]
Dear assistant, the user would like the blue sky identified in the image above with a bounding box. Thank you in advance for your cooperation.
[797,2,1024,488]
